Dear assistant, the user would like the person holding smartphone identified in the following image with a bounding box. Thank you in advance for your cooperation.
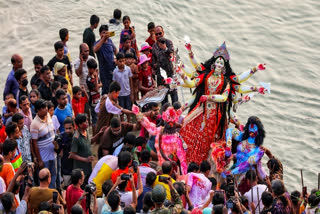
[153,161,176,201]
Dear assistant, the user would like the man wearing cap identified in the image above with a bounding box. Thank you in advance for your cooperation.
[152,26,178,104]
[151,183,183,214]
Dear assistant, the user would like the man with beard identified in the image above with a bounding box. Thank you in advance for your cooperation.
[93,117,140,159]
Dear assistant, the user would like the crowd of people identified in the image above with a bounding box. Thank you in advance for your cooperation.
[0,8,319,214]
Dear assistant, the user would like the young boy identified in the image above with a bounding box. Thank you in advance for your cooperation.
[2,93,15,124]
[59,28,71,63]
[54,89,73,133]
[58,117,75,187]
[5,122,23,171]
[86,58,101,132]
[50,81,61,108]
[14,68,29,106]
[113,52,133,122]
[119,35,138,61]
[145,22,156,46]
[47,41,72,84]
[69,114,94,185]
[72,86,89,117]
[31,56,44,89]
[60,78,71,104]
[125,52,139,102]
[138,54,155,97]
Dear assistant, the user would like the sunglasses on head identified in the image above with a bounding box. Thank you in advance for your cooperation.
[155,32,162,36]
[160,40,166,44]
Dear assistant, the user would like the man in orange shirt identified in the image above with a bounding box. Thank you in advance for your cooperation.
[111,151,137,191]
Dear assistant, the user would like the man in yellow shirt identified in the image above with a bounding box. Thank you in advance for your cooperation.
[153,161,175,200]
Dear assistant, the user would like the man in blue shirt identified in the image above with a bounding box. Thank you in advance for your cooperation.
[54,89,73,133]
[94,25,118,95]
[3,54,23,100]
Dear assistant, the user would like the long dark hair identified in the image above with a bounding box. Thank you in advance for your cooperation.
[272,179,289,207]
[242,116,266,147]
[188,56,238,138]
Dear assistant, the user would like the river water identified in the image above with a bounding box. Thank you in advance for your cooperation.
[0,0,319,191]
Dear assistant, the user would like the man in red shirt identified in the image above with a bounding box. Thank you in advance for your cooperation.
[139,102,160,153]
[66,168,97,214]
[72,86,89,116]
[111,151,137,192]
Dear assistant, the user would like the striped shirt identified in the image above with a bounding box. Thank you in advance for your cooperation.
[30,113,55,162]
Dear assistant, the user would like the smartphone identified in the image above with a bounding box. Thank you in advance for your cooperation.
[303,186,307,197]
[109,31,115,37]
[159,176,169,183]
[132,160,138,172]
[52,191,58,203]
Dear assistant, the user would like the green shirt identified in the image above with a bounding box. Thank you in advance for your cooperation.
[150,189,182,214]
[71,130,92,176]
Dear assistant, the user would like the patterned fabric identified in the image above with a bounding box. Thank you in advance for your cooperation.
[152,39,174,77]
[30,113,55,162]
[273,198,292,214]
[269,157,284,181]
[223,140,264,176]
[140,114,188,174]
[21,108,32,130]
[179,70,227,165]
[17,125,32,162]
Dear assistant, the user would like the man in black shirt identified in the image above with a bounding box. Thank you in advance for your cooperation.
[37,65,52,101]
[14,68,29,106]
[30,56,44,89]
[47,41,72,84]
[83,15,100,57]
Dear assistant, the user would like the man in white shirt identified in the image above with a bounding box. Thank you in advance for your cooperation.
[243,170,267,214]
[74,43,94,91]
[187,160,212,208]
[138,149,156,186]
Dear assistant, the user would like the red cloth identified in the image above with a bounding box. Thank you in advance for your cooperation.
[72,96,88,116]
[179,70,227,165]
[0,125,7,143]
[111,167,137,191]
[66,185,87,214]
[145,36,155,47]
[138,66,154,96]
